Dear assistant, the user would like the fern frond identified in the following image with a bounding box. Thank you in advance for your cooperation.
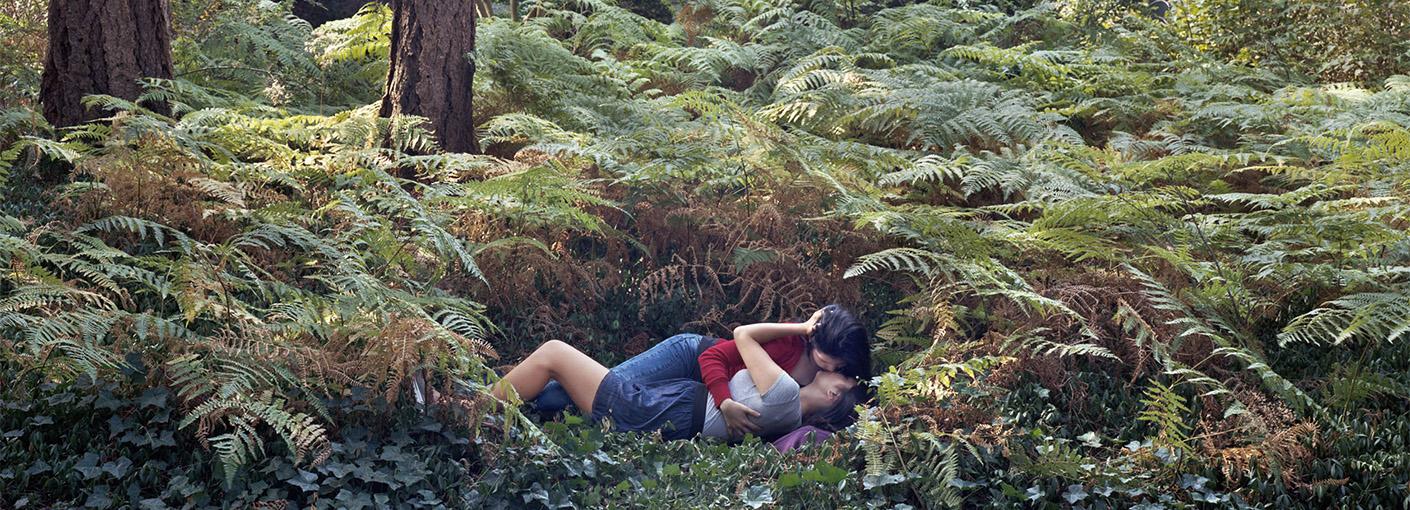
[1279,290,1410,346]
[1138,380,1192,453]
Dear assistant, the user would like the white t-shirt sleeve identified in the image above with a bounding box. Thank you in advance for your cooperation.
[761,373,800,404]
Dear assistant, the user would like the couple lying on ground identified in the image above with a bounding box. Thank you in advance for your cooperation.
[490,304,872,442]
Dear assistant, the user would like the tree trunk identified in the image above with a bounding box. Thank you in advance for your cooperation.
[41,0,174,128]
[380,0,479,154]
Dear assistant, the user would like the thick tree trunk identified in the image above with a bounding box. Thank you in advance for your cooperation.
[41,0,174,128]
[380,0,479,154]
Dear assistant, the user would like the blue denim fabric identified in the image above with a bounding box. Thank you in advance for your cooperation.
[533,333,711,415]
[590,372,704,440]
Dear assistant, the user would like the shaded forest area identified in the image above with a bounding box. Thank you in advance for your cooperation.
[2,0,1410,508]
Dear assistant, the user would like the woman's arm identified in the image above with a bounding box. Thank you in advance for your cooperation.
[732,310,823,395]
[700,338,802,437]
[698,342,743,407]
[698,338,804,406]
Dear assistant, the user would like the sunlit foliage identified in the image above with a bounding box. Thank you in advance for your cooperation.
[3,0,1408,507]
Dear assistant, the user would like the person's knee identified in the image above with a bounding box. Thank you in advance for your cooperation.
[542,339,571,355]
[532,339,566,356]
[536,340,575,371]
[521,340,565,370]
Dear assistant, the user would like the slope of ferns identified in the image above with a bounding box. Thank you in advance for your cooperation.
[1,0,1408,507]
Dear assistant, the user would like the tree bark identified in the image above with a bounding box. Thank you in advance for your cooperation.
[380,0,479,154]
[41,0,174,128]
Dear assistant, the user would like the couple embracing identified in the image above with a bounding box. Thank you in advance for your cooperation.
[491,304,872,442]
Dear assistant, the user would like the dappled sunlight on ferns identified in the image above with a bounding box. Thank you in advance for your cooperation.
[3,0,1410,507]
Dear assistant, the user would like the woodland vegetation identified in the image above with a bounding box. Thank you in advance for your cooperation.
[2,0,1409,508]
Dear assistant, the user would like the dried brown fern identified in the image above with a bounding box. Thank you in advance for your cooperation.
[1201,390,1319,488]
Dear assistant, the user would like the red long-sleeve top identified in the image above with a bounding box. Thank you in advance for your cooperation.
[698,334,807,407]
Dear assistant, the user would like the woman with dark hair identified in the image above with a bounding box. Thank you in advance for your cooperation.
[701,304,871,437]
[529,305,873,437]
[490,310,867,441]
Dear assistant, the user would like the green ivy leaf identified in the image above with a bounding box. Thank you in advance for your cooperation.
[83,486,113,508]
[741,485,774,509]
[136,388,167,408]
[862,473,905,489]
[1063,484,1088,504]
[525,483,551,505]
[802,462,849,485]
[324,462,355,479]
[288,469,320,492]
[74,452,103,479]
[24,460,51,476]
[101,457,132,478]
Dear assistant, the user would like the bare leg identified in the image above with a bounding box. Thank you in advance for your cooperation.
[492,340,610,412]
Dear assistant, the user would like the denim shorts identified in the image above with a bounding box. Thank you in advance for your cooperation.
[534,333,718,416]
[590,372,708,441]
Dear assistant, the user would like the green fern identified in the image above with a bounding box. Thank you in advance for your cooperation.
[1137,380,1193,454]
[1009,440,1091,479]
[1280,290,1410,346]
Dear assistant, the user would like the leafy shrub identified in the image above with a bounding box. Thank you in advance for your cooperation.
[0,358,485,509]
[1172,0,1410,84]
[4,0,1410,508]
[0,0,44,107]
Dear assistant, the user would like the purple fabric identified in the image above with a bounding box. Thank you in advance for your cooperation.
[772,426,832,452]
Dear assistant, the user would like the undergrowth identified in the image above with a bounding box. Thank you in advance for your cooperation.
[3,0,1409,508]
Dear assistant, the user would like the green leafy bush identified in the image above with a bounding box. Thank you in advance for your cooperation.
[1172,0,1410,84]
[4,0,1410,508]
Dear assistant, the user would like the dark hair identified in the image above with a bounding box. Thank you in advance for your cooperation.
[803,383,871,432]
[809,304,871,380]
